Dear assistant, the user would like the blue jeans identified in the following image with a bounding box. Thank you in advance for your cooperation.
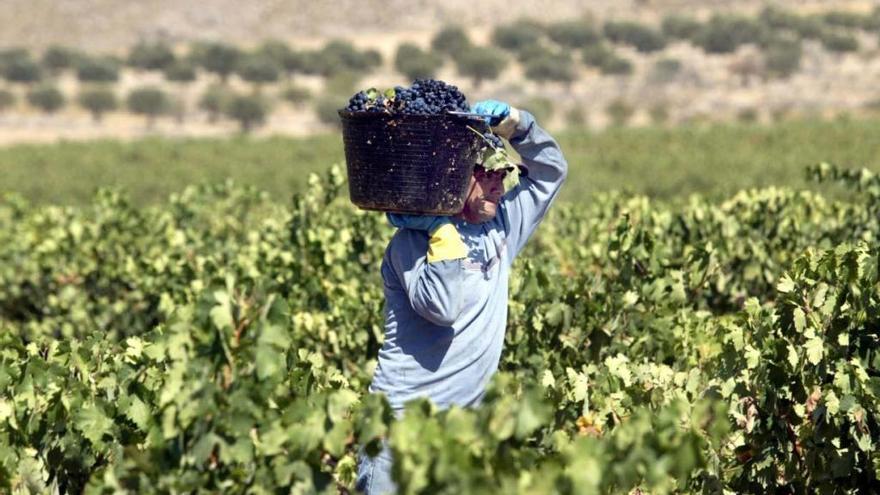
[355,442,397,494]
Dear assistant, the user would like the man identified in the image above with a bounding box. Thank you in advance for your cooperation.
[356,99,568,494]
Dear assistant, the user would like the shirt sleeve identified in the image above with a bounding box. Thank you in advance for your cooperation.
[383,231,465,327]
[500,110,569,257]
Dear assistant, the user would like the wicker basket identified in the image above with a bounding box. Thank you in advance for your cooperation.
[338,111,487,215]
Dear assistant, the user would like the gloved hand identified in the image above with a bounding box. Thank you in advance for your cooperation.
[472,99,521,139]
[387,213,467,263]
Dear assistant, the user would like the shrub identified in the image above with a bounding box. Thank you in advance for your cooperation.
[582,44,613,66]
[26,84,65,113]
[758,6,803,31]
[661,15,702,41]
[649,103,670,124]
[294,51,324,76]
[77,86,118,122]
[492,20,544,52]
[454,46,507,88]
[524,53,575,85]
[736,107,758,123]
[164,59,197,83]
[0,89,15,112]
[223,94,270,133]
[236,54,282,87]
[257,39,293,67]
[126,86,170,128]
[394,43,443,80]
[0,48,29,68]
[601,57,633,76]
[546,20,601,48]
[278,50,311,79]
[583,45,632,75]
[76,56,120,83]
[650,58,682,84]
[822,10,868,29]
[763,38,802,78]
[192,42,241,83]
[199,84,233,123]
[819,30,859,52]
[789,16,826,39]
[603,21,666,52]
[694,15,768,53]
[432,25,471,55]
[257,40,310,79]
[280,85,311,106]
[606,99,634,126]
[865,7,880,30]
[309,40,381,77]
[516,44,555,65]
[41,45,80,73]
[3,55,42,83]
[127,41,176,71]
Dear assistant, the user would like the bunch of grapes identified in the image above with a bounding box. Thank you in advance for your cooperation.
[482,132,504,150]
[343,79,470,115]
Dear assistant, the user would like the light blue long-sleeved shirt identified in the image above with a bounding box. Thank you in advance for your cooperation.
[369,111,568,413]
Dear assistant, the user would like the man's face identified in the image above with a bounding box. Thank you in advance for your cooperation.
[458,166,508,224]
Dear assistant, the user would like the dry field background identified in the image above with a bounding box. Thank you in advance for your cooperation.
[1,0,880,143]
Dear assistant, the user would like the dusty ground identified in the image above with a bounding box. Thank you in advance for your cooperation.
[1,0,879,144]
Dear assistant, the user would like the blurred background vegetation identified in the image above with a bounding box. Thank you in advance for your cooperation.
[2,4,880,203]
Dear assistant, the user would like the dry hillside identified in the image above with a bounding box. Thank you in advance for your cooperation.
[2,0,876,52]
[2,0,880,144]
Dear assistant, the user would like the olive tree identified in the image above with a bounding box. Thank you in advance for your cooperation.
[603,21,667,52]
[546,20,601,48]
[454,46,507,88]
[224,93,271,133]
[42,45,81,74]
[432,25,471,56]
[280,85,311,107]
[394,43,442,80]
[163,59,197,83]
[524,53,576,86]
[76,56,120,83]
[3,55,42,84]
[236,54,282,90]
[492,20,544,52]
[257,40,310,80]
[126,86,170,128]
[78,87,118,123]
[192,42,241,83]
[199,84,232,123]
[27,84,65,113]
[128,41,176,71]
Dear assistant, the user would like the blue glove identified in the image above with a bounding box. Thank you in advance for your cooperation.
[472,100,510,126]
[386,213,450,234]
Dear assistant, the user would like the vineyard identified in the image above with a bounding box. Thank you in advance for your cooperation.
[0,156,878,493]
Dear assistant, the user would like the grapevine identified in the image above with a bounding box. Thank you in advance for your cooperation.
[1,163,879,493]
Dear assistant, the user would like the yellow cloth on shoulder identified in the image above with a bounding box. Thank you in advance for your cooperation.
[426,223,467,263]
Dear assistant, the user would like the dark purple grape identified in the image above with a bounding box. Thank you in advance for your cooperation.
[341,79,471,116]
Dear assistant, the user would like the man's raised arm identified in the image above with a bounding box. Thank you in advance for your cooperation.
[490,106,569,255]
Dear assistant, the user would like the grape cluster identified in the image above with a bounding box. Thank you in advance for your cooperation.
[483,132,504,150]
[343,79,470,115]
